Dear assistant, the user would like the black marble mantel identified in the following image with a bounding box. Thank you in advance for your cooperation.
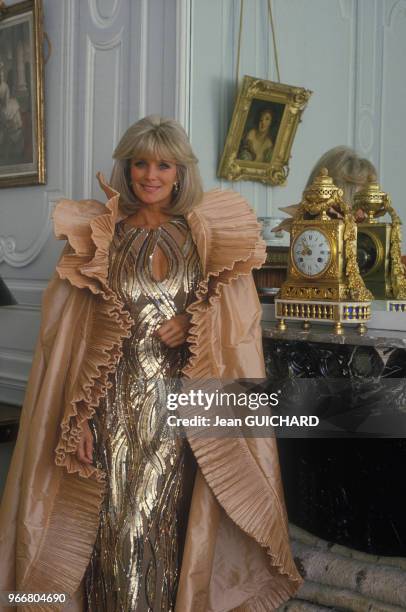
[262,323,406,557]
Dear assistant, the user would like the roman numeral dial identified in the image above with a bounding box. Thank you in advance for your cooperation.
[292,229,332,277]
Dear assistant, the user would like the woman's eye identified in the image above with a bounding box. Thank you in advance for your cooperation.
[132,161,145,168]
[159,162,171,170]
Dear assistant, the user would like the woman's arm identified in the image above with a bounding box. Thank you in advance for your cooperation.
[238,129,256,160]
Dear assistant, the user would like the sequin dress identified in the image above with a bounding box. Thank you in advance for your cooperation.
[85,216,202,612]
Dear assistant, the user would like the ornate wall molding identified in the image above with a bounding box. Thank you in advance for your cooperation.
[386,0,406,26]
[175,0,191,131]
[58,0,76,199]
[89,0,120,28]
[83,30,123,197]
[380,0,406,239]
[358,112,375,152]
[83,38,96,199]
[138,0,148,118]
[0,200,52,267]
[1,0,178,404]
[354,0,379,158]
[0,0,76,269]
[0,0,77,404]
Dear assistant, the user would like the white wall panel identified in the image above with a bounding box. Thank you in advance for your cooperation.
[90,0,120,26]
[83,32,124,197]
[381,0,406,240]
[145,0,177,116]
[189,0,357,219]
[187,0,406,249]
[0,0,177,405]
[0,305,40,404]
[0,0,78,403]
[354,0,383,165]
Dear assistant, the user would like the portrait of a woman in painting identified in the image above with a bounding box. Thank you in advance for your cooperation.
[238,106,274,162]
[0,0,44,187]
[0,58,24,163]
[237,97,285,165]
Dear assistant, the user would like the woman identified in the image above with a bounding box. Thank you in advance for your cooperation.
[238,108,274,163]
[0,116,302,611]
[0,59,24,161]
[274,146,377,232]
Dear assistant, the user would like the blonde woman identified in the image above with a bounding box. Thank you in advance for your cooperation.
[0,116,302,611]
[275,146,377,233]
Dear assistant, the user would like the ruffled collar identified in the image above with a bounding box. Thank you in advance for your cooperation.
[53,172,266,385]
[54,171,266,288]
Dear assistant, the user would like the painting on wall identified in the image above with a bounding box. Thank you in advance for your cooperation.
[0,0,45,187]
[218,75,312,186]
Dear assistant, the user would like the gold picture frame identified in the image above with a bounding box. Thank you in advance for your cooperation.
[218,75,312,186]
[0,0,45,187]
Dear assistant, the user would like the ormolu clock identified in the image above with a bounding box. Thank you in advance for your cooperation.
[354,177,406,304]
[275,169,372,333]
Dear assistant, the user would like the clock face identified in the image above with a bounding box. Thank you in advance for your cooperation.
[356,231,378,275]
[292,229,332,277]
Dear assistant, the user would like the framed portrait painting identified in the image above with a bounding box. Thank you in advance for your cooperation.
[0,0,45,187]
[218,75,312,186]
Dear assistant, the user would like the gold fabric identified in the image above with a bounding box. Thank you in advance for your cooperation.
[85,218,201,611]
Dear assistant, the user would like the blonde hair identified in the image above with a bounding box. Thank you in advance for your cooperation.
[306,146,377,204]
[110,115,203,215]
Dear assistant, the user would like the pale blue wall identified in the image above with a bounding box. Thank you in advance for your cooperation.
[0,0,177,407]
[189,0,406,238]
[0,0,177,492]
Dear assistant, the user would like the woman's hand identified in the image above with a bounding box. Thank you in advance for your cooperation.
[328,207,366,222]
[76,420,94,465]
[155,313,191,348]
[354,208,367,222]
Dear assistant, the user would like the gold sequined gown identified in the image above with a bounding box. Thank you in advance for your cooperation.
[85,216,202,612]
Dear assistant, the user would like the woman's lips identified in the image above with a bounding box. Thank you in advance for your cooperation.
[141,184,160,192]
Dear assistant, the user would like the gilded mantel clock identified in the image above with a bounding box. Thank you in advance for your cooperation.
[275,169,372,334]
[354,177,406,309]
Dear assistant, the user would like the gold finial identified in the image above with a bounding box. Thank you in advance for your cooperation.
[305,168,340,197]
[302,167,343,216]
[353,175,388,223]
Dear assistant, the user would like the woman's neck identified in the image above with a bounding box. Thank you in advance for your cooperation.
[257,130,269,142]
[125,204,172,229]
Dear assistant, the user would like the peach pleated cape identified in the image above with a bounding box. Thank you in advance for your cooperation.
[0,176,302,611]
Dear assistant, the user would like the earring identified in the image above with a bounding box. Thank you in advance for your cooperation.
[173,181,180,195]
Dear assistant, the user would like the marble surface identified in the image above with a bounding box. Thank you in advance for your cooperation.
[262,331,406,556]
[262,321,406,349]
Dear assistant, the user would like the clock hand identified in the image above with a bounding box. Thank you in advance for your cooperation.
[300,238,309,255]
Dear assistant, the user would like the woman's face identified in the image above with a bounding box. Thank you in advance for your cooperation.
[258,111,272,134]
[130,156,177,208]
